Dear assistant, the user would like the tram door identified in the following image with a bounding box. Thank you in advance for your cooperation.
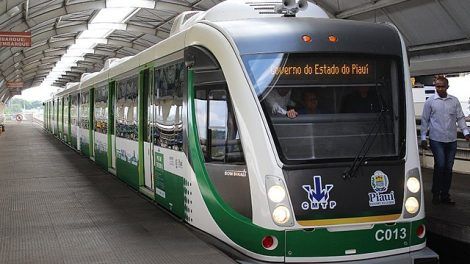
[143,68,154,191]
[52,100,56,135]
[89,88,95,160]
[76,93,81,152]
[56,98,59,136]
[67,95,72,145]
[109,81,116,172]
[188,46,252,219]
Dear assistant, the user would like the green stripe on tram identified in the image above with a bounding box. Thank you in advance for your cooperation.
[116,157,139,188]
[186,69,285,257]
[94,144,108,170]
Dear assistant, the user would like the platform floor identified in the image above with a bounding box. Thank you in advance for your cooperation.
[423,167,470,244]
[0,122,236,264]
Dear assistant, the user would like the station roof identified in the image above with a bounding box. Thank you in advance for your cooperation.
[0,0,469,102]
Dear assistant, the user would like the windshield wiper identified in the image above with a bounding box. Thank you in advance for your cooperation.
[342,108,388,180]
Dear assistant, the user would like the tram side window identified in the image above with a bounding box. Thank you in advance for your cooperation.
[52,101,55,121]
[80,91,89,129]
[58,98,62,123]
[195,86,245,164]
[147,80,153,143]
[153,61,185,151]
[64,97,69,126]
[94,85,108,134]
[116,76,138,141]
[71,94,78,126]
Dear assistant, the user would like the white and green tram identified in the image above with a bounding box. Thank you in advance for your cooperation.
[44,0,438,263]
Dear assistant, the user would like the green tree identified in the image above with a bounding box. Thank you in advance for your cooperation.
[5,98,43,114]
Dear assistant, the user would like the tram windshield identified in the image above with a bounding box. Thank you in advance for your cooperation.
[243,53,403,163]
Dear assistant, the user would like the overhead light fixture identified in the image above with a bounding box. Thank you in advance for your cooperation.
[87,23,127,31]
[40,3,139,88]
[58,56,85,64]
[64,48,94,57]
[7,6,20,17]
[91,8,135,23]
[79,29,112,39]
[106,0,155,9]
[48,71,64,77]
[52,67,72,72]
[75,38,107,48]
[55,63,77,69]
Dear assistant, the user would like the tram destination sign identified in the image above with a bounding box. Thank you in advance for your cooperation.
[270,54,381,84]
[272,63,370,76]
[0,32,31,47]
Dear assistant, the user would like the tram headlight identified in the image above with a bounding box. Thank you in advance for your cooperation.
[404,169,422,219]
[406,177,420,193]
[268,185,286,203]
[405,197,419,214]
[266,175,294,226]
[272,206,290,225]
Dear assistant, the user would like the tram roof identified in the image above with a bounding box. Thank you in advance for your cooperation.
[0,0,469,102]
[216,17,402,56]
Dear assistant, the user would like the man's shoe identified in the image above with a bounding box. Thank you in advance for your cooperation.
[440,198,456,205]
[432,197,440,205]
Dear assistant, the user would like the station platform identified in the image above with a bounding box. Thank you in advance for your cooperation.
[0,122,236,264]
[423,167,470,244]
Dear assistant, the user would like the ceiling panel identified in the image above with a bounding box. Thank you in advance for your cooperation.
[440,0,470,36]
[385,0,464,46]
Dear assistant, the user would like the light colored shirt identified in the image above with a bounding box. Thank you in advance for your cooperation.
[265,89,294,116]
[421,94,469,142]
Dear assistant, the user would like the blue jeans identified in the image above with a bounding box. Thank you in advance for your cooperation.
[429,140,457,199]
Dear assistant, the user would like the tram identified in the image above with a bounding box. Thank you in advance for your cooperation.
[44,0,438,262]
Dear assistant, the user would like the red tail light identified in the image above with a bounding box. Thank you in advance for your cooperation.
[261,236,277,250]
[416,224,426,239]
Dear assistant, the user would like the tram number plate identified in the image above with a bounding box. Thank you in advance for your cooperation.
[374,228,406,241]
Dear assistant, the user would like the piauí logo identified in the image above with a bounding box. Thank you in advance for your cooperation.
[368,170,395,207]
[301,176,336,210]
[371,170,389,193]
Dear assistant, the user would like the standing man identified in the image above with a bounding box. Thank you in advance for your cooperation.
[421,76,470,205]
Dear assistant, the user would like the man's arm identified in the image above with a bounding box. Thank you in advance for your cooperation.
[455,101,470,140]
[265,93,287,116]
[421,100,431,142]
[271,102,287,116]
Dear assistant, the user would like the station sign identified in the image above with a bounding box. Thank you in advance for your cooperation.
[6,81,24,89]
[0,32,31,47]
